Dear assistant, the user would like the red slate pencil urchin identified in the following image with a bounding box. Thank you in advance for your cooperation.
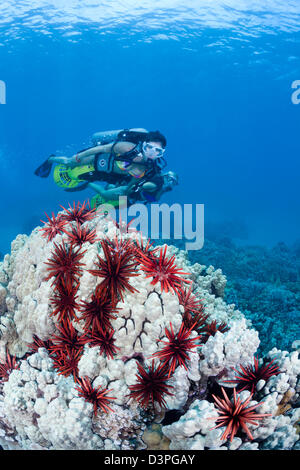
[178,285,208,331]
[134,236,159,262]
[178,285,205,315]
[50,318,87,357]
[40,212,68,242]
[110,215,138,237]
[75,376,116,416]
[225,356,281,393]
[44,240,86,286]
[88,239,139,305]
[87,325,119,359]
[78,287,119,332]
[0,348,20,382]
[49,278,80,323]
[200,320,230,342]
[63,222,98,247]
[210,387,272,442]
[60,201,96,225]
[26,335,54,356]
[182,308,209,334]
[139,245,191,296]
[151,322,201,377]
[52,349,83,382]
[128,360,174,409]
[106,235,136,257]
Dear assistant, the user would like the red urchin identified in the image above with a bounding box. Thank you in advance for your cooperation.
[40,212,68,242]
[49,278,80,323]
[27,335,54,356]
[201,320,230,342]
[52,349,83,382]
[106,235,136,257]
[50,318,87,357]
[151,322,201,378]
[210,386,272,442]
[225,356,281,393]
[63,222,98,247]
[78,287,119,332]
[179,285,208,332]
[178,285,204,316]
[87,325,119,359]
[139,245,191,296]
[183,308,209,334]
[60,201,96,225]
[75,376,116,416]
[44,240,86,286]
[134,237,159,262]
[128,360,174,409]
[88,239,139,305]
[111,215,136,235]
[0,348,20,382]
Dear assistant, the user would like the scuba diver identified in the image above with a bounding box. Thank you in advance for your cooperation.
[88,170,179,208]
[34,128,178,208]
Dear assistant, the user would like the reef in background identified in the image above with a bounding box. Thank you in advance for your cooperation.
[170,236,300,355]
[0,204,299,450]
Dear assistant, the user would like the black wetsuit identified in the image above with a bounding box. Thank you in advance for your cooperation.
[127,174,166,205]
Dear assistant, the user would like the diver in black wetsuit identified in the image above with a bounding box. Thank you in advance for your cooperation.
[34,128,178,207]
[88,170,179,208]
[35,128,167,183]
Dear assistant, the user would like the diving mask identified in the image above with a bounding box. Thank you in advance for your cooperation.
[142,142,165,159]
[164,172,178,186]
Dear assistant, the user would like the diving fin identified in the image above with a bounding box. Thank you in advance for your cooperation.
[34,155,55,178]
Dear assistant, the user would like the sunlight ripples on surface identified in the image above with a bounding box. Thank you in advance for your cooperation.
[1,0,300,43]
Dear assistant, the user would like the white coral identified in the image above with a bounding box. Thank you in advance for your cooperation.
[162,399,220,450]
[200,318,260,378]
[0,213,298,450]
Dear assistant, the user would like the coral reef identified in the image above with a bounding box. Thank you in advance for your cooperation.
[0,204,298,450]
[172,236,300,354]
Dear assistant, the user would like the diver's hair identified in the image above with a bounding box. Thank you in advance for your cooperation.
[145,130,167,148]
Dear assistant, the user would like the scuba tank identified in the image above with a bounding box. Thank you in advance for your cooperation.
[91,129,123,146]
[91,128,149,146]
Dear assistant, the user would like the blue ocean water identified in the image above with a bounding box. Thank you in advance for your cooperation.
[0,2,299,349]
[0,1,300,253]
